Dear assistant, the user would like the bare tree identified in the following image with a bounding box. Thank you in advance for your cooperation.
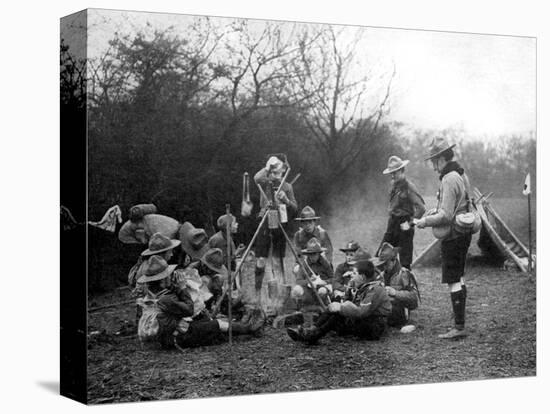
[199,20,321,224]
[292,25,396,178]
[211,20,319,140]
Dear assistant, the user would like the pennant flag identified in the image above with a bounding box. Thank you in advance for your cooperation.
[523,173,531,196]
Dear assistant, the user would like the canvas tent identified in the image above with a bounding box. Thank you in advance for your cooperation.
[411,187,534,273]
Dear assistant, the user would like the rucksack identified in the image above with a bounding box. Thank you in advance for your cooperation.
[136,289,169,342]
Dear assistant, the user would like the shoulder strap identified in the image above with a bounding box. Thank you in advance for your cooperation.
[403,268,421,302]
[407,180,425,204]
[145,288,170,300]
[441,171,466,219]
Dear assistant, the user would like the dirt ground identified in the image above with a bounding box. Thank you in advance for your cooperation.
[87,262,536,404]
[87,197,536,404]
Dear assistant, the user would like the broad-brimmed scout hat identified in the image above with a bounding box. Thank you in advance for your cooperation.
[141,232,181,257]
[265,154,287,175]
[383,155,410,175]
[339,240,361,253]
[372,242,399,266]
[266,153,289,169]
[178,222,210,260]
[295,206,320,222]
[425,137,456,161]
[349,248,375,277]
[216,214,236,230]
[137,255,177,284]
[200,248,228,276]
[301,237,326,254]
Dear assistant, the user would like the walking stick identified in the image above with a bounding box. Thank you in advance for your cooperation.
[278,224,328,311]
[211,212,268,317]
[225,204,233,345]
[528,192,532,272]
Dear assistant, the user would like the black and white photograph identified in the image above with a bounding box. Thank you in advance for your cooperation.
[58,3,538,407]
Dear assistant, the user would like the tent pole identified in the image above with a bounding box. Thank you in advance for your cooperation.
[527,193,533,271]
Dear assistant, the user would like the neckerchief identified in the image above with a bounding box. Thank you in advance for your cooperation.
[439,161,464,181]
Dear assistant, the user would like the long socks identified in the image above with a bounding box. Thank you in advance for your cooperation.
[450,290,466,329]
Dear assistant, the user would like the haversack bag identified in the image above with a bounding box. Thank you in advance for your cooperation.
[454,173,481,234]
[431,174,481,239]
[454,199,481,234]
[432,223,451,239]
[136,289,169,342]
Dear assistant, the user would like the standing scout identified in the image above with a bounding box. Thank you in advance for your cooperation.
[379,155,425,269]
[293,206,334,265]
[253,154,298,303]
[415,137,472,339]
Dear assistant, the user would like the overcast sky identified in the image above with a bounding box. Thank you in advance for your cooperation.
[366,27,536,138]
[63,9,536,140]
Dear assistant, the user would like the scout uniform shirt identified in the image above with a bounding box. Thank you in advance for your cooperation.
[254,168,298,217]
[382,262,419,311]
[294,226,334,264]
[332,262,354,292]
[388,178,425,220]
[340,280,392,319]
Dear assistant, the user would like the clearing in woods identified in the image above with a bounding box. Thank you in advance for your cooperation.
[87,197,536,403]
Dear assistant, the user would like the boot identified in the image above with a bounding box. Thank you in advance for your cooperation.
[286,325,324,345]
[240,306,253,324]
[438,290,466,339]
[451,289,466,329]
[232,309,266,336]
[286,327,303,342]
[232,322,252,335]
[254,262,265,292]
[438,327,467,339]
[247,308,266,336]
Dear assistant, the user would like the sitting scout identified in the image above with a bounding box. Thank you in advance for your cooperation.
[287,249,391,344]
[374,242,420,328]
[179,221,211,265]
[208,213,245,271]
[292,237,334,306]
[128,232,182,325]
[196,247,229,308]
[332,241,361,300]
[137,255,265,349]
[293,206,334,265]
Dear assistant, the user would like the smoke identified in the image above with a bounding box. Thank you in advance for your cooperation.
[321,168,439,263]
[323,177,388,259]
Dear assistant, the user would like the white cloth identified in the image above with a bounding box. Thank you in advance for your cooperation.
[88,205,122,233]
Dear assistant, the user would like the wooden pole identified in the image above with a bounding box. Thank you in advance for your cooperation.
[527,193,533,271]
[212,166,292,317]
[225,204,233,345]
[211,211,268,317]
[278,223,328,311]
